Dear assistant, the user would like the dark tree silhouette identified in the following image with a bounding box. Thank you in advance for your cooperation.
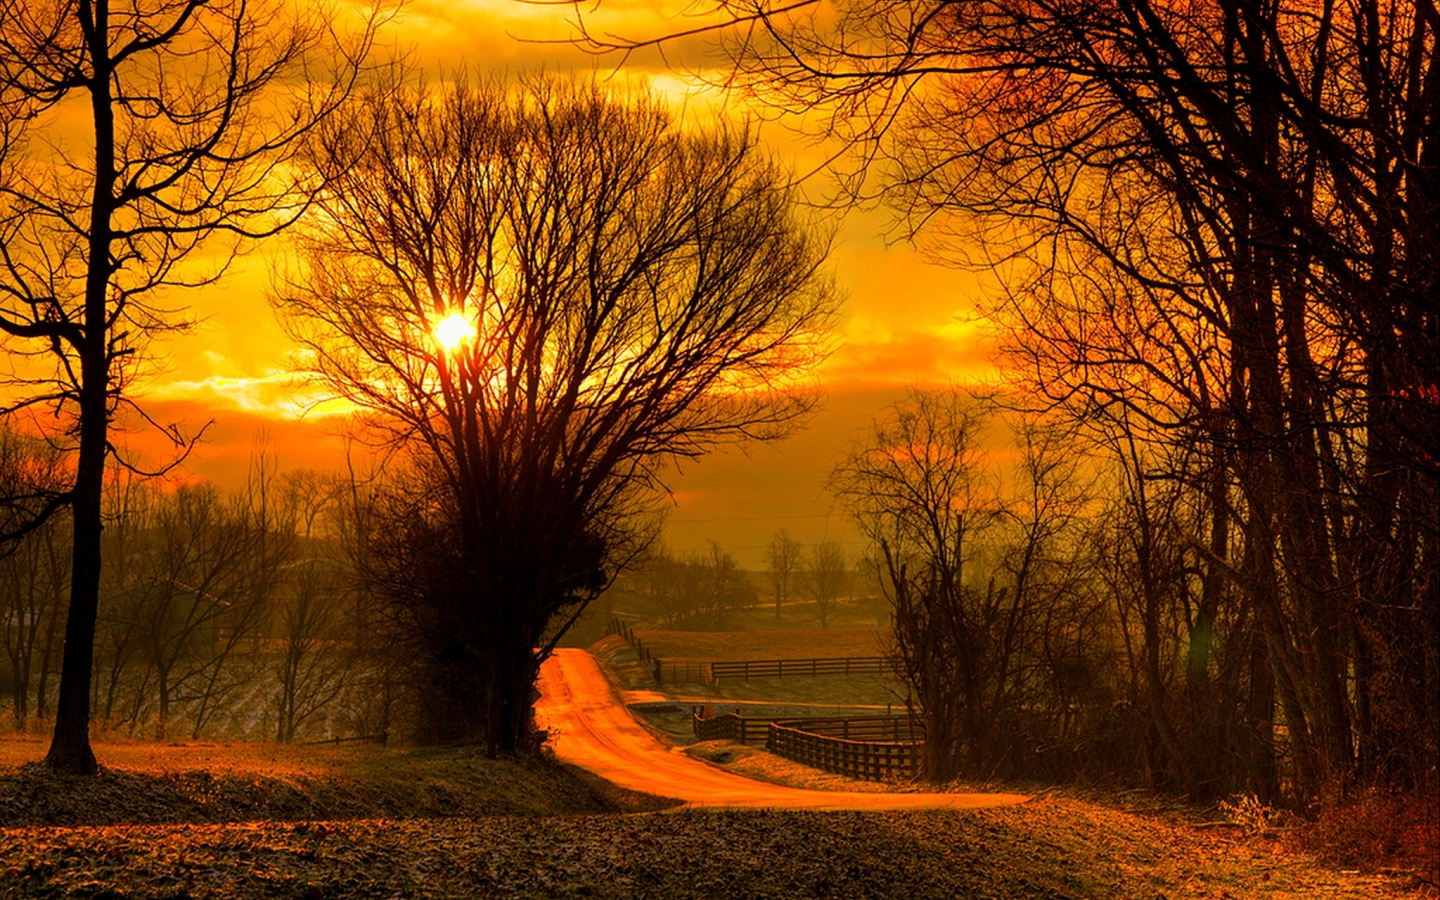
[0,0,383,772]
[275,73,838,755]
[576,0,1438,804]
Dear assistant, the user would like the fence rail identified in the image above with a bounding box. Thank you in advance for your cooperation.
[692,713,924,747]
[708,657,888,681]
[605,622,887,686]
[766,724,920,782]
[655,660,712,685]
[693,712,752,743]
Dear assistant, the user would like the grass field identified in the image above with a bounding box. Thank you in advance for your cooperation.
[0,734,608,828]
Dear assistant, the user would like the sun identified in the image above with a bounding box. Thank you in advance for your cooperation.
[433,311,472,353]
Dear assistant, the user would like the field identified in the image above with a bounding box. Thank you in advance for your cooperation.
[0,734,608,828]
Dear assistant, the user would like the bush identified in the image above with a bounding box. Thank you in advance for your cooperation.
[1285,789,1439,882]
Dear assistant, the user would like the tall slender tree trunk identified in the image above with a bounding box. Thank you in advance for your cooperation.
[45,7,114,774]
[46,396,106,774]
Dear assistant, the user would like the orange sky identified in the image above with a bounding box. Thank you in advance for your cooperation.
[122,1,1003,568]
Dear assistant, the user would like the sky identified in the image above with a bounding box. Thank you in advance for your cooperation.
[123,0,1003,569]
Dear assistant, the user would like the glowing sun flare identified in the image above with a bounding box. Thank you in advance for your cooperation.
[434,311,472,352]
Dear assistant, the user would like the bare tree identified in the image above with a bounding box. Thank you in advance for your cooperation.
[0,431,70,727]
[836,392,1115,781]
[275,72,838,754]
[272,557,351,742]
[806,540,847,628]
[184,450,293,739]
[581,0,1437,804]
[271,469,352,742]
[766,529,803,618]
[831,391,998,781]
[119,480,276,740]
[0,0,383,772]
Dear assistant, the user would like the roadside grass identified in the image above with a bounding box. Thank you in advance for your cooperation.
[3,804,1422,900]
[0,734,607,827]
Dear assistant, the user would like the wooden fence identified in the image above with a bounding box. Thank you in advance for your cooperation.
[708,657,888,681]
[655,660,712,685]
[692,713,924,747]
[766,724,921,781]
[693,712,752,743]
[605,621,891,686]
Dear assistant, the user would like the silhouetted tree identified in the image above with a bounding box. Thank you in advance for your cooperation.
[581,0,1437,804]
[831,391,997,781]
[0,0,383,772]
[276,73,838,754]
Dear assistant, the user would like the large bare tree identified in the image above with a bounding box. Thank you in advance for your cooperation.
[275,73,838,754]
[0,0,382,772]
[579,0,1438,804]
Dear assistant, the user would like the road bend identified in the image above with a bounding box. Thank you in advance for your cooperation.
[534,648,1028,811]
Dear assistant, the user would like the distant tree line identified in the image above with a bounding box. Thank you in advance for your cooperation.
[591,533,876,632]
[0,433,389,744]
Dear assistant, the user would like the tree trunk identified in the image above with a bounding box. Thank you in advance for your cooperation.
[45,422,105,774]
[45,7,114,774]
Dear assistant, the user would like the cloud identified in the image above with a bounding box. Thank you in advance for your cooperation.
[824,322,1002,390]
[140,371,350,419]
[112,397,359,491]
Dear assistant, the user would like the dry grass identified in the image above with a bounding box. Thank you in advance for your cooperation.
[1,800,1425,898]
[0,732,366,779]
[1284,790,1440,885]
[0,736,606,828]
[0,736,1429,898]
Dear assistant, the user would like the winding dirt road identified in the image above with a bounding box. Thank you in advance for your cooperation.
[534,648,1029,811]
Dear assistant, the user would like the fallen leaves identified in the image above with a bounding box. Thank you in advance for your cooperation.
[0,739,1428,900]
[0,803,1426,900]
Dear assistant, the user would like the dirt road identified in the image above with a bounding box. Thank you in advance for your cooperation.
[534,648,1028,811]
